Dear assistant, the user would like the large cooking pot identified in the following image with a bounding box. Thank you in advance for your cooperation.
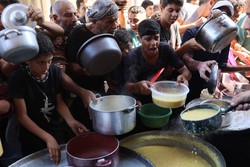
[89,95,137,135]
[66,132,119,167]
[77,33,122,76]
[0,26,38,63]
[195,9,238,53]
[120,131,226,167]
[180,104,222,135]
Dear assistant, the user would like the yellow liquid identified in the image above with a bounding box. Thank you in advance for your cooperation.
[152,96,185,108]
[181,109,217,121]
[135,145,210,167]
[0,139,3,156]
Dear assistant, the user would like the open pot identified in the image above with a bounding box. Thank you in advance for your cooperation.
[180,104,222,135]
[77,33,122,76]
[89,95,137,135]
[195,9,238,53]
[66,132,119,167]
[0,26,38,63]
[120,131,226,167]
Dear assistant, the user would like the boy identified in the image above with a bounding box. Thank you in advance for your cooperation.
[8,32,88,165]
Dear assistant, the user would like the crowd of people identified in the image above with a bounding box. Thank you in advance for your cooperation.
[0,0,250,166]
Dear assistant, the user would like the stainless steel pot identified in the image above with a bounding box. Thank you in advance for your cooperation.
[120,131,226,167]
[89,95,137,135]
[195,9,238,53]
[0,26,38,63]
[77,33,122,76]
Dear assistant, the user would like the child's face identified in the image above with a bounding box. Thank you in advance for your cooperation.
[160,3,182,26]
[141,34,160,56]
[128,13,146,32]
[27,54,53,79]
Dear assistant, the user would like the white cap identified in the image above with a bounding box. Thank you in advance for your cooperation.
[212,1,234,16]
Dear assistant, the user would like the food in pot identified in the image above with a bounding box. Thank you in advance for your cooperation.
[135,145,210,167]
[181,108,218,120]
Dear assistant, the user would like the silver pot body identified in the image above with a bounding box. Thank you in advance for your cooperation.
[195,9,238,53]
[77,33,122,76]
[89,95,137,135]
[0,26,38,63]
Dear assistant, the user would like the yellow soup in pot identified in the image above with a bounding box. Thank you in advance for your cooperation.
[135,145,210,167]
[181,109,218,121]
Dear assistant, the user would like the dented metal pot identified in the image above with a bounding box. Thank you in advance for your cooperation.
[0,26,38,63]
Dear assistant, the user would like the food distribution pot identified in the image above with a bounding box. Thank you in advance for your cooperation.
[66,132,119,167]
[195,9,238,53]
[77,33,122,76]
[89,95,137,135]
[0,26,38,63]
[120,131,226,167]
[180,104,222,135]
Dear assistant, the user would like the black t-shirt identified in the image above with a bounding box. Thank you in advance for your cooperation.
[8,65,63,147]
[124,42,185,104]
[124,42,184,83]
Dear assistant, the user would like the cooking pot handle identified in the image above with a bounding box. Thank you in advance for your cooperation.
[4,29,22,40]
[122,104,138,113]
[95,158,112,166]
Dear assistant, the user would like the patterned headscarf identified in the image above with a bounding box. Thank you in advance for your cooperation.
[87,0,118,20]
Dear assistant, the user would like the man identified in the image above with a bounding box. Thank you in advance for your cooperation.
[49,0,78,71]
[124,19,191,104]
[65,0,119,129]
[181,0,234,103]
[141,0,154,18]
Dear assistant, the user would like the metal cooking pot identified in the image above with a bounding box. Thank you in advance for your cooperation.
[66,132,119,167]
[77,33,122,76]
[120,131,226,167]
[0,26,38,63]
[195,9,238,53]
[207,63,219,95]
[180,104,222,135]
[89,95,137,135]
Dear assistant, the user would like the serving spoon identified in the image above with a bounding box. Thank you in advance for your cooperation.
[150,68,165,83]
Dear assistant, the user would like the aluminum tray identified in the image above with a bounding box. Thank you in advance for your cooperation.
[9,144,155,167]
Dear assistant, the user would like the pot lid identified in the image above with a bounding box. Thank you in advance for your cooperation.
[1,3,37,28]
[207,63,219,95]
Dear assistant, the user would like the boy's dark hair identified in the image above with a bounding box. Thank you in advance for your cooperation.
[160,0,184,8]
[138,19,160,38]
[0,0,19,6]
[141,0,154,10]
[76,0,84,9]
[36,32,55,56]
[114,28,132,45]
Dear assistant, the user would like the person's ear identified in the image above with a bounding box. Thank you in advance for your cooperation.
[50,14,58,22]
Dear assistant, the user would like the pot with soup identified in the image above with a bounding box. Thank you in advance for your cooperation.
[180,104,222,135]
